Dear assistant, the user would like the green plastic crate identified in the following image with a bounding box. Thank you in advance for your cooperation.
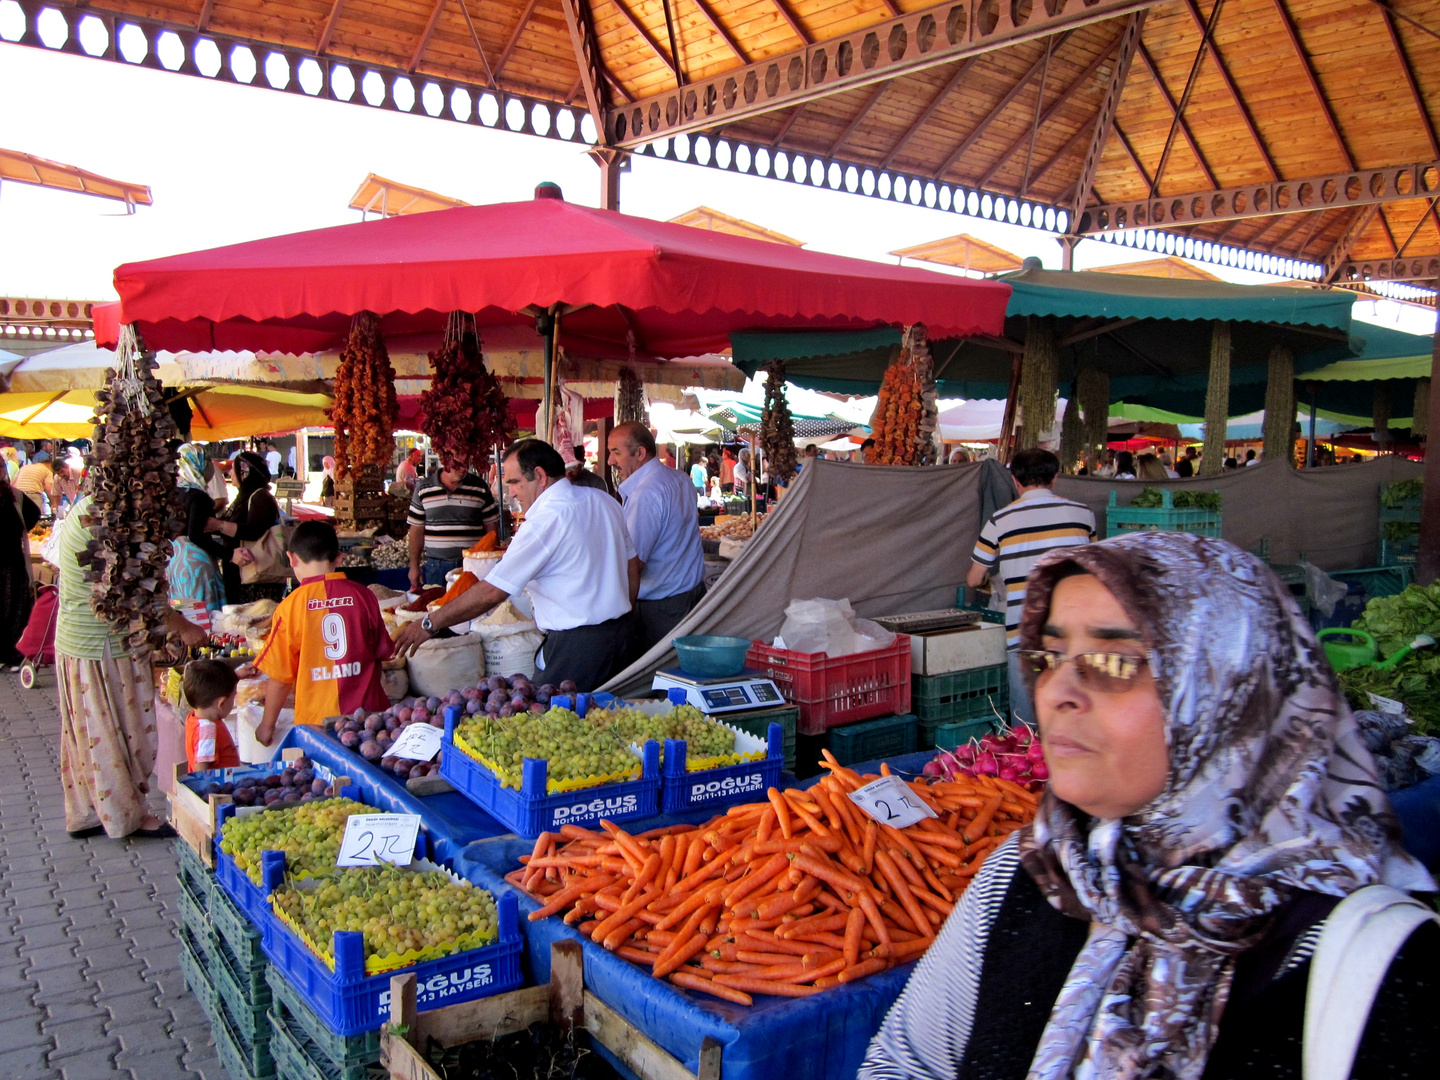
[175,837,214,900]
[911,664,1009,724]
[1380,535,1418,566]
[214,991,276,1080]
[214,942,272,1048]
[268,1006,381,1080]
[728,704,798,772]
[210,878,266,971]
[952,595,1006,625]
[918,716,996,751]
[1105,489,1222,539]
[825,714,917,767]
[178,925,217,1024]
[177,871,213,944]
[214,932,273,1003]
[265,968,382,1070]
[1334,565,1415,600]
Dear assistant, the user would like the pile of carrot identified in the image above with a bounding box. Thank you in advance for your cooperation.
[503,750,1038,1006]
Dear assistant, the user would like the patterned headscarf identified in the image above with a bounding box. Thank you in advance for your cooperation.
[177,442,208,493]
[1015,531,1433,1080]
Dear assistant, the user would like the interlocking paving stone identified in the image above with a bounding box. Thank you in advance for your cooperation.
[0,674,220,1079]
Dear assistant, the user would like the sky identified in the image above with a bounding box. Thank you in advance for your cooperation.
[0,38,1433,340]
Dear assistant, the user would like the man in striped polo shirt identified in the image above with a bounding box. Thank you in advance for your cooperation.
[966,448,1095,723]
[407,458,500,590]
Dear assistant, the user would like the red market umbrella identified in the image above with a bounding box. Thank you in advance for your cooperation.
[96,186,1010,359]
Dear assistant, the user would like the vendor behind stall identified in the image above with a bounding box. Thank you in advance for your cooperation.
[407,458,500,590]
[607,421,706,653]
[394,439,638,692]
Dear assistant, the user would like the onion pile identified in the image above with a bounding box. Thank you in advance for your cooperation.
[923,725,1048,792]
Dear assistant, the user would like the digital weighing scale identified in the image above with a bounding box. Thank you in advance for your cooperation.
[651,668,785,715]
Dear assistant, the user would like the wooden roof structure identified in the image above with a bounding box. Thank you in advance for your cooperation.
[4,0,1440,292]
[1087,255,1220,279]
[0,147,151,209]
[348,173,470,216]
[892,232,1022,273]
[668,205,804,244]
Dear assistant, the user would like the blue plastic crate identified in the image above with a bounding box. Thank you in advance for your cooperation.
[826,714,918,766]
[660,722,785,814]
[440,706,661,839]
[258,856,523,1038]
[1105,489,1222,539]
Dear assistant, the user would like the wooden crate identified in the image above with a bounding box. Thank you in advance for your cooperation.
[334,495,389,517]
[381,941,719,1080]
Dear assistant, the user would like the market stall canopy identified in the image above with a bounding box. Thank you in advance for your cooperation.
[666,207,803,246]
[0,147,152,208]
[729,266,1359,406]
[890,234,1022,275]
[1084,258,1224,282]
[97,188,1011,359]
[348,174,470,217]
[0,385,332,440]
[1111,401,1386,440]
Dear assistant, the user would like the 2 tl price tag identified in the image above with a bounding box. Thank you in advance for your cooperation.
[388,722,443,761]
[337,813,422,867]
[847,775,937,829]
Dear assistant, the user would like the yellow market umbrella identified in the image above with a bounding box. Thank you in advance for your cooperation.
[0,385,332,440]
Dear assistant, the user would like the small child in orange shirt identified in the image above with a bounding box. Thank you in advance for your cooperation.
[183,659,242,771]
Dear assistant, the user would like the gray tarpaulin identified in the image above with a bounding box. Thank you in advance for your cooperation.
[604,458,985,696]
[1055,457,1423,570]
[603,456,1421,696]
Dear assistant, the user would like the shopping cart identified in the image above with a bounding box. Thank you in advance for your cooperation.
[16,584,57,689]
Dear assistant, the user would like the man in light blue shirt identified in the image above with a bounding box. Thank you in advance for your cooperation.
[607,421,707,654]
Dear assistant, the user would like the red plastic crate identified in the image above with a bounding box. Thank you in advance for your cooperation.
[745,635,912,735]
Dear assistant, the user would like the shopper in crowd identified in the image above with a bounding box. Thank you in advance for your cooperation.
[1136,452,1169,481]
[949,448,972,465]
[1,446,19,482]
[720,447,736,492]
[395,446,424,492]
[216,451,286,604]
[1095,448,1117,477]
[0,461,36,672]
[1246,448,1260,466]
[733,447,752,495]
[799,444,820,471]
[170,443,228,612]
[858,437,876,464]
[1175,454,1195,478]
[967,448,1095,725]
[607,421,706,654]
[319,455,337,504]
[1224,456,1240,470]
[395,439,638,691]
[657,444,678,469]
[14,451,54,515]
[689,451,708,492]
[565,447,609,492]
[1158,451,1180,478]
[55,491,206,840]
[1112,450,1137,479]
[263,440,283,478]
[863,532,1437,1080]
[182,660,241,771]
[54,446,85,513]
[406,455,499,590]
[254,521,393,744]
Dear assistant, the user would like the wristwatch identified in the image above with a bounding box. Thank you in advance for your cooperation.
[420,615,435,634]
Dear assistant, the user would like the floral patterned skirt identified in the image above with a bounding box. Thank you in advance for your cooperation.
[58,648,158,837]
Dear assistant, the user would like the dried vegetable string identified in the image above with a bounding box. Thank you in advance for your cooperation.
[870,325,938,465]
[329,311,399,480]
[759,361,798,484]
[419,311,511,470]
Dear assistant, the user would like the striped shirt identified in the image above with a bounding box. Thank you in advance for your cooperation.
[406,469,498,559]
[971,489,1095,646]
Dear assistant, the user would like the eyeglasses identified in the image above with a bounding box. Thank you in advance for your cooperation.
[1017,649,1149,694]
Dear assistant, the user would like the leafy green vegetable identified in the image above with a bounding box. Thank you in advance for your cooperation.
[1380,478,1423,508]
[1128,486,1222,511]
[1336,583,1440,735]
[1383,520,1420,542]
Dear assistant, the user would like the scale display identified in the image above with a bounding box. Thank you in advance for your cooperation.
[651,669,785,715]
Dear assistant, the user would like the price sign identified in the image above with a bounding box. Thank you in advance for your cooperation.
[388,722,443,761]
[1367,692,1409,717]
[337,814,422,867]
[847,775,937,829]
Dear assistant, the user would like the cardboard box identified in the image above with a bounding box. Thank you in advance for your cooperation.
[908,622,1007,675]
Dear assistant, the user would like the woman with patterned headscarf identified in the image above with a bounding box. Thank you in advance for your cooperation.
[168,443,226,612]
[862,532,1437,1080]
[214,450,285,604]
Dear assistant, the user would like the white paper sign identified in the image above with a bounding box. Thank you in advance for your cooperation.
[337,813,422,867]
[848,775,937,829]
[1367,692,1410,717]
[388,723,443,761]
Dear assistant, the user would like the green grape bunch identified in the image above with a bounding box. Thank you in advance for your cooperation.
[455,707,641,789]
[271,864,499,962]
[219,797,381,884]
[590,703,736,760]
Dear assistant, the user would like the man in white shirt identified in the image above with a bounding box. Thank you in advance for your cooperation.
[264,442,282,478]
[607,422,706,654]
[393,439,639,691]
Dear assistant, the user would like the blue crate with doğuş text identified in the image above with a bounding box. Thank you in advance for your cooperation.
[258,853,522,1038]
[439,704,661,839]
[661,722,785,814]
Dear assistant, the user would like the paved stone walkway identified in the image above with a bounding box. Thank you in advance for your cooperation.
[0,671,225,1080]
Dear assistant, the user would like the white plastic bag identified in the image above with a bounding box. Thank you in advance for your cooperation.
[777,598,897,658]
[407,634,485,698]
[1301,561,1349,619]
[236,702,295,764]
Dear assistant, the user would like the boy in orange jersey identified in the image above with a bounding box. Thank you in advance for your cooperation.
[254,521,393,746]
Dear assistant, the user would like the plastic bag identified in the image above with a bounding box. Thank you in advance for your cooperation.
[777,598,897,658]
[407,633,485,698]
[1301,561,1348,619]
[235,702,295,764]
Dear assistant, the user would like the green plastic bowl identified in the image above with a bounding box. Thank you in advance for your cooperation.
[673,635,752,678]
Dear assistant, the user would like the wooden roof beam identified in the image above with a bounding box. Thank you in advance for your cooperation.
[880,58,981,170]
[408,0,448,72]
[1377,6,1439,160]
[769,0,812,47]
[1134,43,1217,188]
[978,36,1121,190]
[1111,119,1153,193]
[195,0,215,33]
[770,106,804,147]
[827,83,890,157]
[316,0,346,54]
[1334,253,1440,284]
[1323,205,1380,281]
[1025,118,1095,191]
[1270,0,1355,170]
[561,0,612,139]
[1181,0,1278,180]
[495,0,543,79]
[688,0,750,65]
[608,0,679,81]
[1077,157,1440,236]
[604,0,1169,148]
[933,32,1076,181]
[1071,10,1146,221]
[1147,0,1216,197]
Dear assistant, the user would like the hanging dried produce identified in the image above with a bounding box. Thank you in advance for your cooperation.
[79,327,184,655]
[759,361,798,484]
[869,324,939,465]
[419,312,511,470]
[615,366,646,424]
[329,311,399,480]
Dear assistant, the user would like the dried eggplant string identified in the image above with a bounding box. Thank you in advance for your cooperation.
[418,311,510,471]
[759,361,798,483]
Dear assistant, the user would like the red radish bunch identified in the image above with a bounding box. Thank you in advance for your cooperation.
[922,725,1049,792]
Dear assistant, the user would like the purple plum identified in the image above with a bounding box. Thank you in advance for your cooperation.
[359,740,383,762]
[339,730,361,749]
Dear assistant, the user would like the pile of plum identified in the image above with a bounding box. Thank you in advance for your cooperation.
[198,756,334,807]
[456,674,580,718]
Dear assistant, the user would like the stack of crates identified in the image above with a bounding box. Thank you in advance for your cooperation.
[175,839,219,1026]
[905,600,1010,751]
[209,860,278,1079]
[266,969,384,1080]
[1379,486,1421,568]
[727,703,800,772]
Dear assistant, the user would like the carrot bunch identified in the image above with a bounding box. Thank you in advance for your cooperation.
[503,751,1038,1006]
